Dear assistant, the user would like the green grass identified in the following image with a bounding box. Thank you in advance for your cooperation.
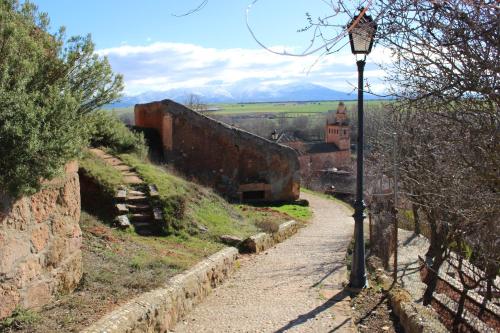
[194,198,259,239]
[301,188,354,213]
[272,204,312,221]
[0,308,40,330]
[211,100,388,115]
[120,153,191,196]
[79,150,124,194]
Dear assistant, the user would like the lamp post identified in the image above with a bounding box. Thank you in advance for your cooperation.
[348,8,377,289]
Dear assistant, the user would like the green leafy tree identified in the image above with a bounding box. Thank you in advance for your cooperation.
[0,0,123,197]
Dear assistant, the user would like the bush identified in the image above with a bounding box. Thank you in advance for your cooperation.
[0,1,123,197]
[85,111,147,157]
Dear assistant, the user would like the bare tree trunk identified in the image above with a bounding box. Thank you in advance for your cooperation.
[485,263,496,301]
[453,259,469,332]
[486,279,493,301]
[452,290,467,332]
[393,207,398,283]
[425,212,440,259]
[422,251,445,306]
[368,209,373,249]
[412,203,420,235]
[423,212,445,305]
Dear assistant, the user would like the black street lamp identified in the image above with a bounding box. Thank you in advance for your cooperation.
[347,8,377,289]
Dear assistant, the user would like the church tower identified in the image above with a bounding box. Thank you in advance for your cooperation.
[325,102,350,150]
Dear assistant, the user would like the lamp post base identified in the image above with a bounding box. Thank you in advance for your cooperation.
[349,200,368,289]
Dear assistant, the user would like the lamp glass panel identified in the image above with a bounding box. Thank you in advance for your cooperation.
[351,20,375,53]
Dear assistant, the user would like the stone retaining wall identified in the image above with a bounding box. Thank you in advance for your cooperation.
[81,247,238,333]
[0,162,82,319]
[367,257,448,333]
[241,220,299,253]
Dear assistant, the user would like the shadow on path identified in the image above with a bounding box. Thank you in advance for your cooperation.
[402,233,418,246]
[328,318,352,332]
[310,264,344,288]
[273,289,352,333]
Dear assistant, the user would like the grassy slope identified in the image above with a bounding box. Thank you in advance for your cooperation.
[79,151,310,240]
[119,153,279,240]
[78,150,124,194]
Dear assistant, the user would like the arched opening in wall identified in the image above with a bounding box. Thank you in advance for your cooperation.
[130,126,164,162]
[242,190,266,201]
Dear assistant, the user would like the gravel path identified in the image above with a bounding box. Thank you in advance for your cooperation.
[390,230,430,303]
[173,192,356,333]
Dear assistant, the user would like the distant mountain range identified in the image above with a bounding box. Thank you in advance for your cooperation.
[108,82,389,107]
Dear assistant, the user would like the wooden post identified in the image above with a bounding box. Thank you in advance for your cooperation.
[393,132,398,283]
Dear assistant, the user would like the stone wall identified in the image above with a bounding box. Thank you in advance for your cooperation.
[367,257,448,333]
[0,162,82,319]
[135,100,300,202]
[240,220,300,253]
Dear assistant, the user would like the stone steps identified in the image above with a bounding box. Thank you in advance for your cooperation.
[130,212,153,222]
[115,164,134,172]
[126,195,148,202]
[89,148,165,234]
[115,215,131,228]
[126,203,150,212]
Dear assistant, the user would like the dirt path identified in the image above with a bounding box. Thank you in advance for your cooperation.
[173,192,356,333]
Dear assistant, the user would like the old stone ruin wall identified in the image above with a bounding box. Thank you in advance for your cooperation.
[135,100,301,202]
[0,162,82,319]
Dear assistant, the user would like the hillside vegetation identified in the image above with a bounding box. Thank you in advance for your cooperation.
[80,150,309,240]
[2,149,311,332]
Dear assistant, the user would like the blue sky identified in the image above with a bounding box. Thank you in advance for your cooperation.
[32,0,390,96]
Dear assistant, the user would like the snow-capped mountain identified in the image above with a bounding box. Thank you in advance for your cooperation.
[109,81,383,107]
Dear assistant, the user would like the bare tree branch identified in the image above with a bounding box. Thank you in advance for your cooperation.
[172,0,209,17]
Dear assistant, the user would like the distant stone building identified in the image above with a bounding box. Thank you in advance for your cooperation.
[325,102,350,150]
[271,102,352,176]
[135,100,300,202]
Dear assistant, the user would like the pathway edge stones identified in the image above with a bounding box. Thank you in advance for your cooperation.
[81,219,301,333]
[240,219,299,253]
[368,257,448,333]
[80,247,239,333]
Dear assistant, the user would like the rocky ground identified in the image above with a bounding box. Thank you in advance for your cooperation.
[351,284,404,333]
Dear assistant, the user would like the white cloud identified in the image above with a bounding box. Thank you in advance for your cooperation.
[97,42,390,96]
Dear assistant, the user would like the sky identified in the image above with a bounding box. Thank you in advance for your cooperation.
[32,0,390,96]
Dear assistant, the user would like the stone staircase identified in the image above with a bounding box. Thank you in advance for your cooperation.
[89,149,164,235]
[114,184,163,235]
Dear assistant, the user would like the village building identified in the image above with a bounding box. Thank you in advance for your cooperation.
[134,100,301,202]
[271,102,352,179]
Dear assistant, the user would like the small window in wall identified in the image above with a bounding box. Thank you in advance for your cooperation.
[242,191,265,201]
